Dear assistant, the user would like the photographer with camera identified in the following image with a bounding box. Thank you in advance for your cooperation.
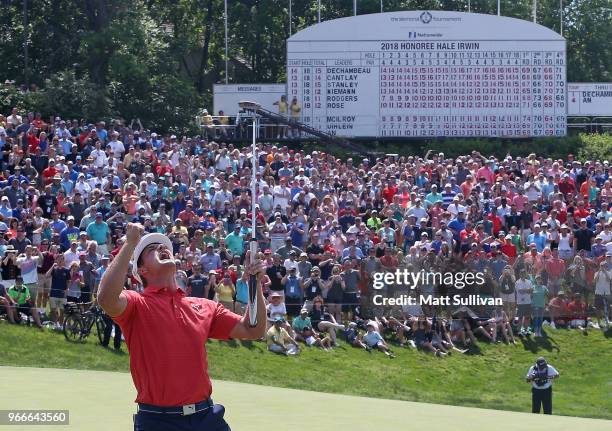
[526,356,559,414]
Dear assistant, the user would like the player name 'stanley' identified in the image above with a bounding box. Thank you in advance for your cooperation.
[328,82,357,88]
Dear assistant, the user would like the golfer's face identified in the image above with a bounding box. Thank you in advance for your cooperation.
[141,243,173,266]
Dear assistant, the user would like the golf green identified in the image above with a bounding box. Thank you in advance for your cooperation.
[0,366,610,430]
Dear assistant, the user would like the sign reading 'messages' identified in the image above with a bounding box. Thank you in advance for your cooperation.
[568,83,612,116]
[213,84,286,116]
[287,11,566,138]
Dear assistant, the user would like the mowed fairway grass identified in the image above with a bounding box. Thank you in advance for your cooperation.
[1,321,611,420]
[2,367,611,431]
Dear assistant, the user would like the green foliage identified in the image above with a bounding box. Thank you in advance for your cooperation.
[36,71,113,121]
[577,133,612,161]
[1,75,111,122]
[0,82,30,114]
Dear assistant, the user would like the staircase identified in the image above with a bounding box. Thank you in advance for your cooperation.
[238,101,368,155]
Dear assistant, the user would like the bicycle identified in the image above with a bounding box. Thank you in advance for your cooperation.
[62,302,107,344]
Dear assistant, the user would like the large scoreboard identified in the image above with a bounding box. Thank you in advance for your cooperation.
[287,11,566,138]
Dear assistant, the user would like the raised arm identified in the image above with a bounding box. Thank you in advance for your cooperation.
[228,250,268,340]
[97,223,143,317]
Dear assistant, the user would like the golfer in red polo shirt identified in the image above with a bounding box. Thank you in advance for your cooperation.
[98,223,266,431]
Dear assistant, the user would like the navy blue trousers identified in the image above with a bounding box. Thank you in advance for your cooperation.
[134,404,231,431]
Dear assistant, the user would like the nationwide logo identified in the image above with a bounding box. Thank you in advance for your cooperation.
[420,11,433,24]
[408,31,417,38]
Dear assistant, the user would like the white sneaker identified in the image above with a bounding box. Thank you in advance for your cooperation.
[550,322,556,329]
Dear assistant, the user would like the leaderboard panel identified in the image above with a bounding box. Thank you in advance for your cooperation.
[287,11,567,138]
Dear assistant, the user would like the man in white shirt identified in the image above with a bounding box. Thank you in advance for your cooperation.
[90,141,109,169]
[56,120,72,139]
[63,241,80,269]
[88,168,108,191]
[515,271,533,335]
[6,107,22,126]
[594,260,612,326]
[75,174,93,201]
[524,181,541,202]
[214,149,231,171]
[407,198,428,221]
[211,184,233,209]
[294,167,310,185]
[283,251,300,278]
[273,180,291,214]
[108,131,125,159]
[446,196,466,217]
[258,185,274,218]
[16,245,42,313]
[526,357,559,414]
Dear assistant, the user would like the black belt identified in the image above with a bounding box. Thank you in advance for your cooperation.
[137,399,213,416]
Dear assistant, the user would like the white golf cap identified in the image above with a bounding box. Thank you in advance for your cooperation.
[131,233,173,281]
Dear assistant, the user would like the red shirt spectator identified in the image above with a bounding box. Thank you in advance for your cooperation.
[549,296,569,320]
[27,132,40,154]
[460,227,479,247]
[545,255,566,281]
[499,240,517,264]
[487,212,503,236]
[42,164,58,185]
[382,184,397,204]
[567,297,587,320]
[178,207,196,225]
[558,177,575,196]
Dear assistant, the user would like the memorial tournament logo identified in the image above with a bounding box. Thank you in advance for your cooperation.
[420,11,433,24]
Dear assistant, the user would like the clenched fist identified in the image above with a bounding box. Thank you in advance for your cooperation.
[125,223,145,247]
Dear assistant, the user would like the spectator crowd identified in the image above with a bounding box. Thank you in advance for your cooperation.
[0,107,610,357]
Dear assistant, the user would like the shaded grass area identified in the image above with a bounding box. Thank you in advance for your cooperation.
[1,321,611,419]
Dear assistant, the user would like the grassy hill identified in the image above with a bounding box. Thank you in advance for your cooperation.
[1,321,611,420]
